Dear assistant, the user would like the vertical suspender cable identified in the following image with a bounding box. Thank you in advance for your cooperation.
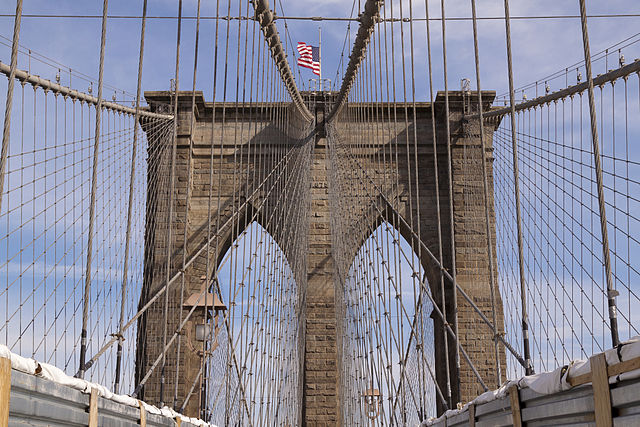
[423,0,453,407]
[469,0,502,384]
[0,0,23,216]
[408,0,438,413]
[161,0,202,408]
[114,0,148,394]
[78,0,109,379]
[577,0,619,348]
[439,0,462,402]
[192,0,222,412]
[396,1,417,413]
[161,0,183,404]
[220,0,232,420]
[502,0,534,376]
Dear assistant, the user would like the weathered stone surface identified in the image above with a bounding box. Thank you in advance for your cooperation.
[330,92,506,416]
[138,90,505,424]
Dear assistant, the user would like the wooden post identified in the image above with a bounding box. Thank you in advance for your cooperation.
[138,401,147,427]
[88,388,99,427]
[590,353,612,427]
[0,357,11,427]
[569,355,640,387]
[509,385,522,427]
[468,403,475,426]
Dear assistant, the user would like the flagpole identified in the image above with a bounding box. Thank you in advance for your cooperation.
[318,26,322,91]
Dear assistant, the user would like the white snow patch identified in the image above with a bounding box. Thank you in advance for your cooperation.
[0,345,217,427]
[421,335,640,426]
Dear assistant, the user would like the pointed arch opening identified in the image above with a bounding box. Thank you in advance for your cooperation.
[338,220,440,424]
[193,221,303,425]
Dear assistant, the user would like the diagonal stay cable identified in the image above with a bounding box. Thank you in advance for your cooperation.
[327,126,491,390]
[327,123,526,369]
[77,136,309,374]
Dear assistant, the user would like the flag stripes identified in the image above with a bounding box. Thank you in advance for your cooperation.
[297,41,320,76]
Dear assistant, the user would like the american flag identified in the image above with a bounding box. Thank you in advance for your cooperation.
[297,42,320,76]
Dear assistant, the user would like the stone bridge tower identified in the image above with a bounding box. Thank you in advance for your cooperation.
[136,90,506,424]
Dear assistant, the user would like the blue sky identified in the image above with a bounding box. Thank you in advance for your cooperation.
[1,1,640,103]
